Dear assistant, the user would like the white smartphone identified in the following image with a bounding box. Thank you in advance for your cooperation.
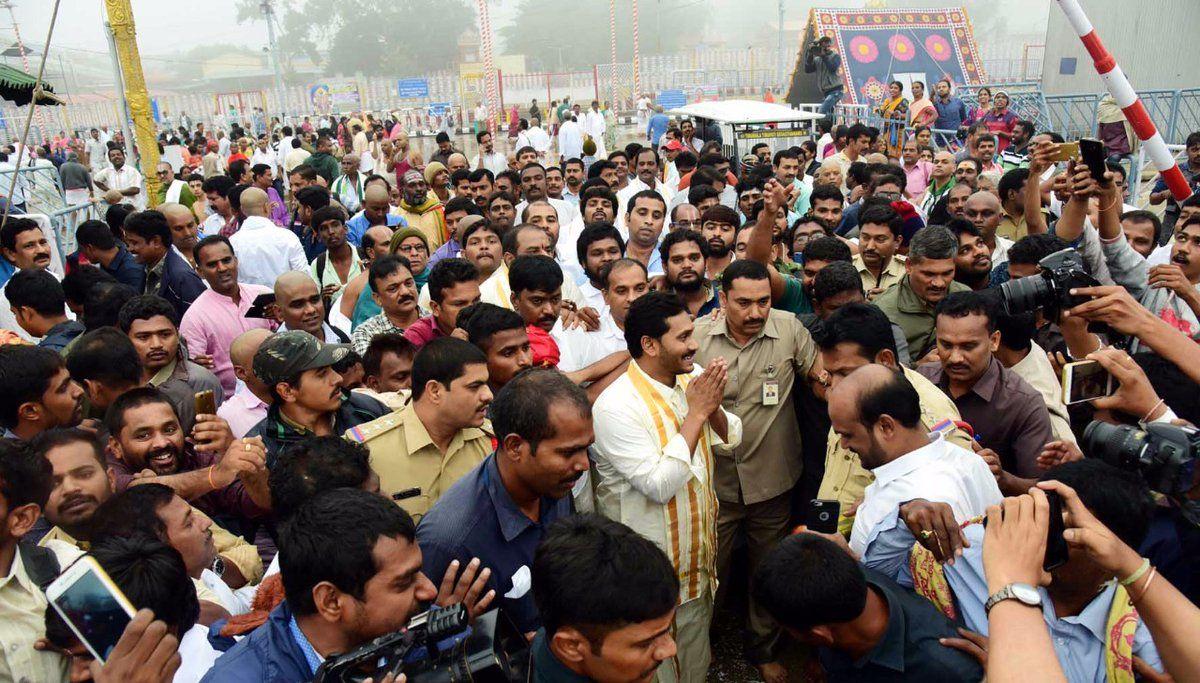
[1061,359,1115,405]
[45,556,136,662]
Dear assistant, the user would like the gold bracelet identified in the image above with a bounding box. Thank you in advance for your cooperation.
[1130,567,1158,605]
[207,465,218,490]
[1119,557,1151,587]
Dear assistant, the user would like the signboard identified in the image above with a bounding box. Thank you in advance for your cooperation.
[151,98,162,124]
[427,102,451,116]
[738,128,814,140]
[656,89,686,110]
[398,78,430,98]
[309,79,362,114]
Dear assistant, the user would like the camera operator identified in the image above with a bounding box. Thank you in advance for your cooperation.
[804,36,843,116]
[530,514,680,683]
[200,489,433,681]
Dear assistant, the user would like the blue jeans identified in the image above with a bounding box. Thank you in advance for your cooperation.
[819,88,844,116]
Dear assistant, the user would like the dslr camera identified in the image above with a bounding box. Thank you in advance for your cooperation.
[999,248,1100,319]
[1083,420,1198,498]
[314,605,528,683]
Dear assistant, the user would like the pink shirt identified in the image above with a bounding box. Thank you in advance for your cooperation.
[401,314,447,351]
[179,283,276,395]
[903,160,934,200]
[217,386,269,438]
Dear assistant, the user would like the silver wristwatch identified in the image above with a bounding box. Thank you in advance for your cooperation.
[985,582,1041,613]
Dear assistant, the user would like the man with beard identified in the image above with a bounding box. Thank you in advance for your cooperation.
[873,226,969,361]
[580,181,618,226]
[617,148,675,235]
[917,292,1054,489]
[396,169,447,249]
[946,219,993,291]
[624,191,668,277]
[275,270,350,343]
[160,203,201,269]
[575,222,625,312]
[485,191,517,234]
[350,255,421,355]
[118,294,224,410]
[807,184,845,232]
[33,428,264,617]
[245,331,388,465]
[181,236,276,396]
[562,158,586,204]
[694,260,824,683]
[660,229,719,317]
[0,346,84,443]
[592,292,740,682]
[854,203,905,298]
[418,368,593,636]
[103,387,269,528]
[516,162,581,231]
[700,205,737,279]
[350,337,494,520]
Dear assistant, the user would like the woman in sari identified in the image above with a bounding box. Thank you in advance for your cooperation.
[877,81,909,161]
[909,81,938,130]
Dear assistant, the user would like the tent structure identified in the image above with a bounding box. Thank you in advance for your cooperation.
[0,64,61,106]
[786,7,985,109]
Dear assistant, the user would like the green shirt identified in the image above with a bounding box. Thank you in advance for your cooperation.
[872,275,970,359]
[775,274,814,315]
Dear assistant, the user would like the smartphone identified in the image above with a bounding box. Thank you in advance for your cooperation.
[1043,490,1070,571]
[1051,141,1080,162]
[806,499,841,534]
[194,390,216,417]
[1061,359,1115,405]
[46,556,136,662]
[1079,137,1108,182]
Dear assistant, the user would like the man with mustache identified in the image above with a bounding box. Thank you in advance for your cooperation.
[180,236,276,396]
[946,219,993,291]
[33,428,265,620]
[275,270,350,344]
[0,217,68,342]
[122,209,206,320]
[575,222,625,312]
[350,255,421,355]
[118,294,225,419]
[873,226,969,361]
[700,205,738,279]
[917,291,1054,487]
[693,259,825,683]
[245,331,388,466]
[592,292,740,682]
[853,203,905,299]
[624,191,668,277]
[580,180,618,226]
[104,387,270,528]
[418,368,593,637]
[964,189,1014,265]
[0,346,84,443]
[660,229,719,317]
[349,337,493,520]
[617,148,675,235]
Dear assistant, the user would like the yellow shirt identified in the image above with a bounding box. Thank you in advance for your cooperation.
[817,366,973,533]
[853,254,906,296]
[347,403,493,520]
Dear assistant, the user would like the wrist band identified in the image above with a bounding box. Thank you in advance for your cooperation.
[207,465,217,490]
[1129,567,1158,605]
[1119,557,1151,587]
[1141,399,1166,424]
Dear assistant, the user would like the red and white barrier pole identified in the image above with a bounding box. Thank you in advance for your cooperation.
[1055,0,1193,202]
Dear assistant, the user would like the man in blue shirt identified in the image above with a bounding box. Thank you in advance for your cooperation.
[931,79,968,145]
[646,106,670,148]
[417,368,593,636]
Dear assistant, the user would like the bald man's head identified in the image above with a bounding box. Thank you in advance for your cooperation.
[363,184,392,226]
[827,364,924,469]
[362,225,395,261]
[230,328,273,395]
[274,271,324,337]
[963,191,1002,237]
[240,186,269,217]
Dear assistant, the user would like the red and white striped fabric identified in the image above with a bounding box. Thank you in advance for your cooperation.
[1056,0,1193,202]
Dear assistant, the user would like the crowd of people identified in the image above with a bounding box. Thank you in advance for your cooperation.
[0,89,1199,683]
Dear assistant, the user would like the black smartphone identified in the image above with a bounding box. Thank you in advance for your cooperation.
[807,499,840,534]
[1043,490,1070,572]
[1079,137,1108,183]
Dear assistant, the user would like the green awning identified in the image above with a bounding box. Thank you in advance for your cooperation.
[0,64,61,106]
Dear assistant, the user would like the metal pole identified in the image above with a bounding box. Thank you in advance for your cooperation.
[262,0,288,120]
[776,0,785,88]
[608,0,618,109]
[103,20,135,163]
[631,0,641,104]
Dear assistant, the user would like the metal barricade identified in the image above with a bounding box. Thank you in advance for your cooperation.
[1130,143,1186,210]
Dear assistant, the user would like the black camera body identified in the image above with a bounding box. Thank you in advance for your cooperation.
[1083,420,1199,497]
[1000,248,1099,319]
[314,605,528,683]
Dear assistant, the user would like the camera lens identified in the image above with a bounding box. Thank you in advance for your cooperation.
[1000,273,1052,315]
[1082,421,1150,471]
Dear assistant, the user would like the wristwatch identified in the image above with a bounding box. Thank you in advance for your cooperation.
[211,556,226,578]
[985,582,1042,613]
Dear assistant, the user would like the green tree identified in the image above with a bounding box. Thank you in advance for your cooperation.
[236,0,473,77]
[500,0,706,71]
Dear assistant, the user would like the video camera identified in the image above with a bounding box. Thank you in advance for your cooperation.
[999,248,1099,320]
[1082,420,1198,498]
[313,605,529,683]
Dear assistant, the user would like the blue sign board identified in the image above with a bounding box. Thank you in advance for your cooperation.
[151,97,162,123]
[427,102,451,116]
[398,78,429,98]
[656,89,687,110]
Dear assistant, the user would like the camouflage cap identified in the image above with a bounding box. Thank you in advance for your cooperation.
[253,330,350,387]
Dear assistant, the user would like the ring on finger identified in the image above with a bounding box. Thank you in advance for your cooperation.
[920,529,934,540]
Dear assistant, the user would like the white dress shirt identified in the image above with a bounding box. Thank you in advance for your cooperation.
[615,177,674,239]
[849,434,1002,556]
[527,126,551,155]
[173,623,222,683]
[472,151,509,175]
[515,197,581,229]
[228,215,308,286]
[555,312,627,373]
[557,120,584,160]
[577,280,606,314]
[94,164,145,209]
